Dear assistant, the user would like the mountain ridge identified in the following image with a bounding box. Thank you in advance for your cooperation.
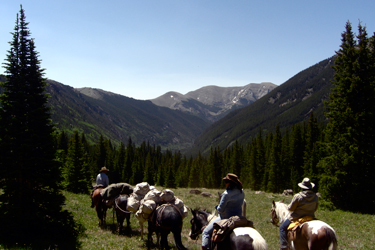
[150,82,276,122]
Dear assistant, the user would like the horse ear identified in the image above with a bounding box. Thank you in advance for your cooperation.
[272,200,276,207]
[281,199,284,203]
[191,209,195,216]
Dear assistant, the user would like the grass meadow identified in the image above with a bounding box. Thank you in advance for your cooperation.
[62,187,375,250]
[1,187,374,249]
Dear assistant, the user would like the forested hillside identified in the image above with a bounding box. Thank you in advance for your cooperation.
[189,56,335,156]
[0,77,210,151]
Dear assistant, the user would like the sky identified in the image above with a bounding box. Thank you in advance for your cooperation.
[1,1,375,100]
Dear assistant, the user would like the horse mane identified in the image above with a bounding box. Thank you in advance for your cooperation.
[275,201,289,224]
[195,209,217,222]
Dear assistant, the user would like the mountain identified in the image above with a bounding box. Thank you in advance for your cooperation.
[150,82,276,122]
[0,76,210,151]
[189,56,336,156]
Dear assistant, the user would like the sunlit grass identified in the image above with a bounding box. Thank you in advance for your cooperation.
[65,188,375,249]
[1,187,373,249]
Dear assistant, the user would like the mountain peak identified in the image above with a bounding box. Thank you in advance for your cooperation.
[150,82,276,122]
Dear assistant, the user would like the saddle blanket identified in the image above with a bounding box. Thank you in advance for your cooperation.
[288,216,315,231]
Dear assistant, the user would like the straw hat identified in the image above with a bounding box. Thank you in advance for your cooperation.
[298,177,315,190]
[223,173,243,189]
[100,166,109,172]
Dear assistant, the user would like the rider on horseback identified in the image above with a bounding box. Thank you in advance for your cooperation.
[202,173,244,250]
[279,177,319,250]
[90,167,109,208]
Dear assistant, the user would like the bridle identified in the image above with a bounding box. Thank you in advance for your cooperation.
[270,207,279,226]
[190,212,215,240]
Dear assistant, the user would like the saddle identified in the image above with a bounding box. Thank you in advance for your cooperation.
[211,216,254,245]
[287,216,315,241]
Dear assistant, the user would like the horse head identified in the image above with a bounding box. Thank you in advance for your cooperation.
[271,200,287,226]
[189,209,211,240]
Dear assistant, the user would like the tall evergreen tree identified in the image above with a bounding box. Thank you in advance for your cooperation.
[64,131,90,193]
[0,6,79,248]
[318,22,375,212]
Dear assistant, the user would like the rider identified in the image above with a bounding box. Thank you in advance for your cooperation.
[90,166,109,208]
[201,173,245,250]
[279,177,319,250]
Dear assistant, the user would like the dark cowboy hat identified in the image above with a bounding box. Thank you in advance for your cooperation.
[298,177,315,190]
[100,166,109,172]
[223,173,243,189]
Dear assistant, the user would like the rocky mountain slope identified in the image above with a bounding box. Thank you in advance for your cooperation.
[150,82,276,122]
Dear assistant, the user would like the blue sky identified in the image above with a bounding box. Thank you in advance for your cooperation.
[1,1,375,100]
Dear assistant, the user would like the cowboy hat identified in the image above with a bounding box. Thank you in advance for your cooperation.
[298,177,315,190]
[223,173,243,189]
[100,166,109,172]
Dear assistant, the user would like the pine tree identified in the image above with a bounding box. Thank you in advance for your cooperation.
[267,124,282,193]
[0,6,79,248]
[64,131,90,193]
[318,22,375,212]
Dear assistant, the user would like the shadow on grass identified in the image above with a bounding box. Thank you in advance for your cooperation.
[0,210,85,250]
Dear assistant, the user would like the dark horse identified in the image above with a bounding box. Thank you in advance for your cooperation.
[271,201,337,250]
[114,194,131,233]
[148,204,187,250]
[189,209,268,250]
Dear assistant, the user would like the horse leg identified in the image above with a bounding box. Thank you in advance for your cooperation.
[160,230,170,250]
[172,227,187,250]
[140,221,144,240]
[126,212,131,229]
[147,222,154,249]
[96,204,102,227]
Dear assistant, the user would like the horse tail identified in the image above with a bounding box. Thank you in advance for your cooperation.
[172,227,187,250]
[325,227,338,250]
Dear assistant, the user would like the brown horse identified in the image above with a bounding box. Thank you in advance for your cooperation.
[92,188,108,227]
[271,201,337,250]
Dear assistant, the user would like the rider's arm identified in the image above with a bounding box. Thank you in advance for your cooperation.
[216,191,229,214]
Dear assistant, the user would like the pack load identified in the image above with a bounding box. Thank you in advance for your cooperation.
[101,183,134,201]
[133,182,151,196]
[129,182,189,223]
[126,182,150,213]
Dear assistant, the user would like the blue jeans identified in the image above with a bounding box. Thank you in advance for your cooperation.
[279,219,291,248]
[202,216,221,249]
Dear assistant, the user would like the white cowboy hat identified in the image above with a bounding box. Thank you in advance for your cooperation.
[298,177,315,189]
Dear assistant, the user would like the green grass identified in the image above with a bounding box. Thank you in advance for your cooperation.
[64,188,375,250]
[2,188,374,249]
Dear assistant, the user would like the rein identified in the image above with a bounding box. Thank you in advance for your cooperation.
[115,197,131,214]
[270,207,279,226]
[191,212,216,240]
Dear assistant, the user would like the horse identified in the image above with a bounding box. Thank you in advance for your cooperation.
[114,194,131,233]
[217,192,247,218]
[271,200,338,250]
[189,209,268,250]
[91,187,108,227]
[148,204,187,250]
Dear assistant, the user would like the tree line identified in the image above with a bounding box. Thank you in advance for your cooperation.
[56,114,323,195]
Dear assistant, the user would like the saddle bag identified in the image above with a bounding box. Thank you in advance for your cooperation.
[212,215,254,243]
